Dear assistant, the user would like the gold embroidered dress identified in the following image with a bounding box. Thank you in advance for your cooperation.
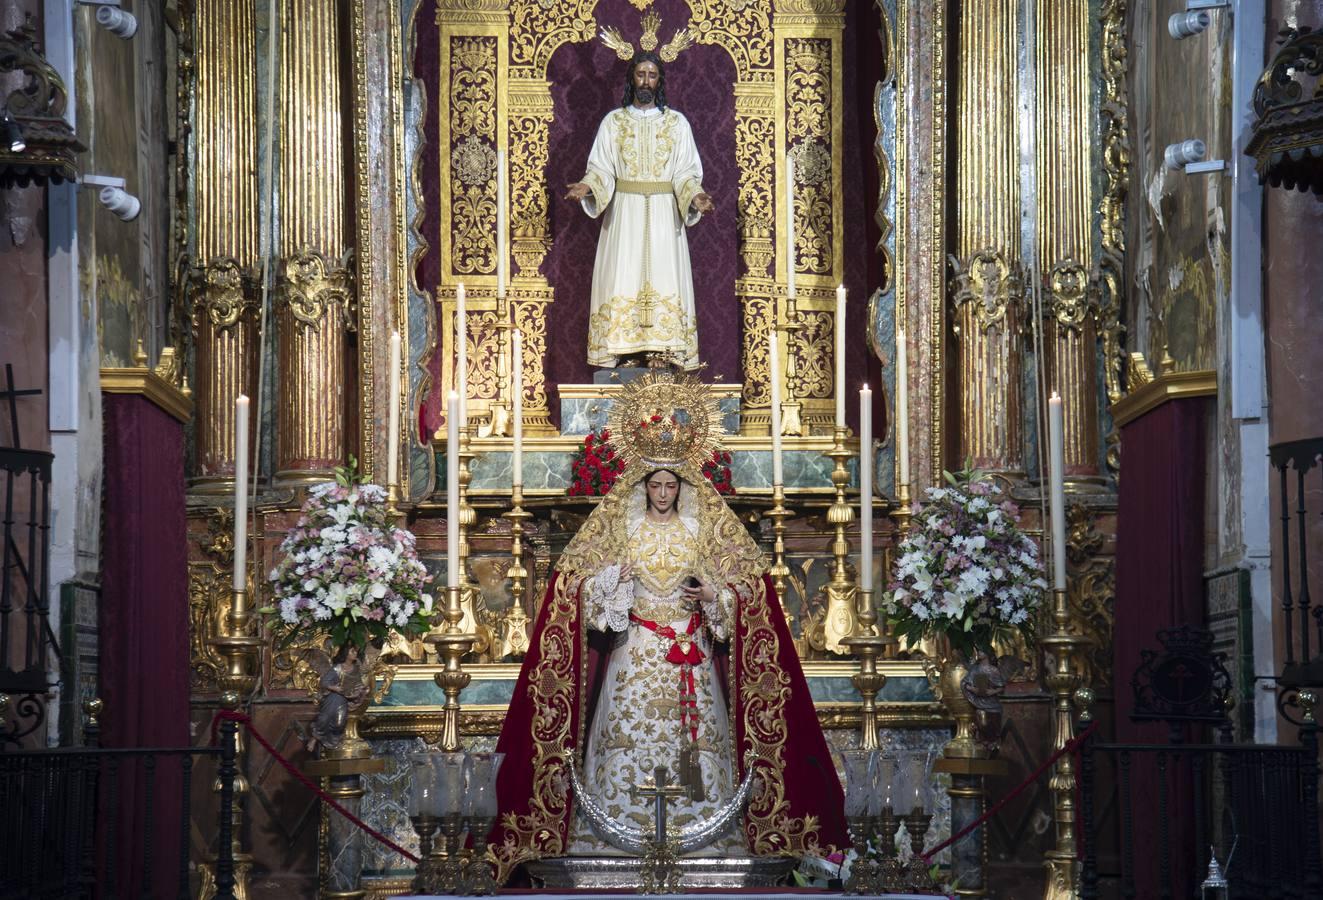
[568,497,742,855]
[579,106,706,369]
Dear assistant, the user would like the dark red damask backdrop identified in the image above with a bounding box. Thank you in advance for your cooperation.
[417,1,881,431]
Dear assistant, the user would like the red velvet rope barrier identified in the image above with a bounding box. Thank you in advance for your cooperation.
[921,720,1099,863]
[211,709,420,863]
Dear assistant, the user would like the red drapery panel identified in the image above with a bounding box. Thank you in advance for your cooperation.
[100,392,190,896]
[1114,395,1211,897]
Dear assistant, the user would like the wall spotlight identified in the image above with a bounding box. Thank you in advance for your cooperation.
[1,112,24,153]
[100,186,141,221]
[95,6,138,39]
[81,174,141,222]
[1165,139,1207,170]
[1168,11,1211,39]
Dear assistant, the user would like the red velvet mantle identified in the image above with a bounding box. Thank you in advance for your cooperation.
[490,571,846,883]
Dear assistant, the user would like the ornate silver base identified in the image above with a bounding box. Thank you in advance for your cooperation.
[524,855,797,890]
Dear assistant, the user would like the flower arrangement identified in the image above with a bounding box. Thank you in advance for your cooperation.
[885,468,1047,659]
[702,449,735,495]
[263,460,435,651]
[567,428,625,496]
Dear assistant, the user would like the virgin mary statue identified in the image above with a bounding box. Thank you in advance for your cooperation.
[489,375,846,883]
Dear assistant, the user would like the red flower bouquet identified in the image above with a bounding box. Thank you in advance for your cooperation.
[702,449,735,495]
[567,429,625,496]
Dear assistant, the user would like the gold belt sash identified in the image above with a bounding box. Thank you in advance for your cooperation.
[616,180,673,196]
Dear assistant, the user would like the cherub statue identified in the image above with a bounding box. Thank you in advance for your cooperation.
[960,653,1025,748]
[305,643,372,754]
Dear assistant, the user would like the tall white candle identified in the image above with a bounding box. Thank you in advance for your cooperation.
[496,150,508,299]
[512,329,523,489]
[835,284,847,429]
[387,331,401,490]
[447,391,460,589]
[895,321,910,488]
[232,394,249,592]
[786,154,796,299]
[769,326,783,485]
[1048,392,1067,592]
[860,385,873,592]
[456,284,467,426]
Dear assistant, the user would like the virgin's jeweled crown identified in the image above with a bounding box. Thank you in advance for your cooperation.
[606,372,724,471]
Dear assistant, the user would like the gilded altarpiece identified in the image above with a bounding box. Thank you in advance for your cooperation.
[423,1,861,438]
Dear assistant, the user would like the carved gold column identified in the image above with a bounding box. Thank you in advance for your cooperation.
[274,0,354,483]
[1037,0,1102,484]
[190,0,260,491]
[950,0,1024,476]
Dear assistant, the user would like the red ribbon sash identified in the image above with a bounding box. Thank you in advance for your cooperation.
[629,610,705,742]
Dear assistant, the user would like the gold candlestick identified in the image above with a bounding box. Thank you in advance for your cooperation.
[502,485,532,611]
[765,483,793,599]
[479,294,514,438]
[454,426,481,641]
[202,585,262,898]
[1040,587,1089,900]
[822,426,859,654]
[843,590,892,752]
[426,585,477,753]
[779,296,804,436]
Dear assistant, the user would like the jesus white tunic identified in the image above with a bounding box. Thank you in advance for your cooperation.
[579,105,706,370]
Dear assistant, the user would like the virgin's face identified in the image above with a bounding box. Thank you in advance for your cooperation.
[645,470,679,516]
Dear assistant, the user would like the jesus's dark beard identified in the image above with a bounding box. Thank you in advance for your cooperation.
[634,87,654,105]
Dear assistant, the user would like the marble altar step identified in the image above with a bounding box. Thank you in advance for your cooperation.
[559,382,743,436]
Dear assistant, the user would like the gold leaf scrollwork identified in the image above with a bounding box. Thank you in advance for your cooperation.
[278,248,356,331]
[735,103,775,276]
[190,257,258,331]
[741,295,774,408]
[449,36,498,276]
[685,0,773,80]
[1097,0,1130,413]
[452,134,496,187]
[509,105,551,275]
[791,310,832,400]
[949,249,1023,332]
[189,508,234,692]
[786,40,833,276]
[515,300,549,412]
[1064,503,1115,689]
[509,0,596,72]
[1046,260,1098,332]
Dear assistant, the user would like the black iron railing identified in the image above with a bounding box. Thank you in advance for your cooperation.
[0,362,58,747]
[1078,731,1322,899]
[1271,437,1323,710]
[0,713,235,899]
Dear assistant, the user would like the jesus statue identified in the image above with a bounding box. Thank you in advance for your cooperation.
[565,50,715,371]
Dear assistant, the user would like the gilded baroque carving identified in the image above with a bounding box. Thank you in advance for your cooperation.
[509,0,595,71]
[949,249,1023,332]
[449,36,498,276]
[1046,260,1098,332]
[734,86,776,276]
[686,0,773,80]
[190,258,258,330]
[1097,0,1130,409]
[791,309,832,399]
[1064,503,1116,689]
[508,100,552,275]
[741,295,775,408]
[278,249,356,330]
[786,39,833,276]
[189,509,235,691]
[514,300,550,413]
